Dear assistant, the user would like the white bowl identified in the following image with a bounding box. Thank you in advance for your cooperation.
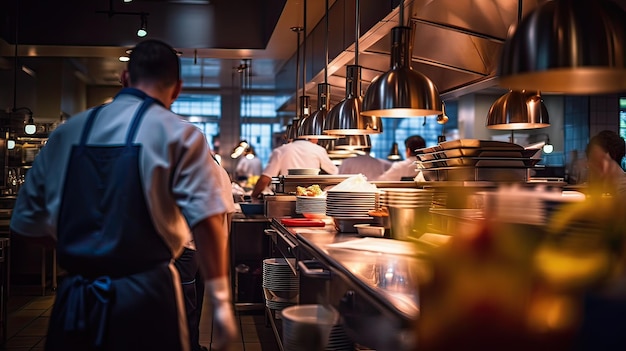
[353,224,386,237]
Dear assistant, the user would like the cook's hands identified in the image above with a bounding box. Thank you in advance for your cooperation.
[206,277,238,350]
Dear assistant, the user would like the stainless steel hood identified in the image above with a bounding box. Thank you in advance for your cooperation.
[282,0,551,113]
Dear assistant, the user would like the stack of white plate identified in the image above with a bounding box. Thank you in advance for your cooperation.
[262,258,299,311]
[325,190,377,218]
[378,188,434,208]
[296,195,326,215]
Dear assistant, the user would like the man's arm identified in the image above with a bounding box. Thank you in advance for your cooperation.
[192,212,236,350]
[251,174,272,199]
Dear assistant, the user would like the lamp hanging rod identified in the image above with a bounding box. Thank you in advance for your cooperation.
[355,0,360,67]
[324,0,329,84]
[302,0,307,97]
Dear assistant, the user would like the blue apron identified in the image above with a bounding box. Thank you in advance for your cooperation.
[46,88,188,351]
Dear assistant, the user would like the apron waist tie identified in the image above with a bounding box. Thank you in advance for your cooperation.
[63,275,114,348]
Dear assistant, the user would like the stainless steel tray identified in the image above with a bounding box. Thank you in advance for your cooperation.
[417,148,540,161]
[417,157,541,169]
[421,167,528,182]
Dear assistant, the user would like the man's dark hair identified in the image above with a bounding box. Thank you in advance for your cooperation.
[405,135,426,156]
[587,130,626,164]
[128,39,180,87]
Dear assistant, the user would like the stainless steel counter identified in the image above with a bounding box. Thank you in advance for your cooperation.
[270,217,425,351]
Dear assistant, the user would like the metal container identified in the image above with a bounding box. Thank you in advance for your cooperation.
[263,195,297,218]
[388,206,430,240]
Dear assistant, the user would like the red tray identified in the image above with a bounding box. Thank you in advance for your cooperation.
[280,218,326,227]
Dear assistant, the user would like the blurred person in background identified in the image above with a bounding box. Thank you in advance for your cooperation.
[251,137,338,198]
[338,147,392,181]
[235,145,263,187]
[566,149,588,185]
[9,39,236,351]
[377,135,429,181]
[585,130,626,196]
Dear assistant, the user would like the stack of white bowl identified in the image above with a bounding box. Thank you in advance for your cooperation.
[262,258,299,311]
[296,195,327,216]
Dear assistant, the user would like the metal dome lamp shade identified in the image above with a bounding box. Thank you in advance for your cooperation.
[324,0,383,135]
[498,0,626,94]
[361,0,442,117]
[333,134,372,150]
[486,90,550,130]
[299,83,336,139]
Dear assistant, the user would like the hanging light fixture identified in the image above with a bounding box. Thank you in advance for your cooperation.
[294,0,312,139]
[289,24,304,140]
[498,0,626,94]
[10,2,37,137]
[387,142,402,161]
[332,135,371,151]
[361,0,442,118]
[137,13,148,37]
[486,90,550,130]
[324,0,382,135]
[230,140,249,159]
[299,0,336,140]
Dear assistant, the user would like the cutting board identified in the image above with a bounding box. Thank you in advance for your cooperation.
[280,218,326,227]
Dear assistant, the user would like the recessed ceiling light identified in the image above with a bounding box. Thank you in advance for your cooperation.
[119,56,130,62]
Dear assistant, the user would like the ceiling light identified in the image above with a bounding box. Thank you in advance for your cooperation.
[298,0,337,140]
[137,14,148,37]
[486,90,550,130]
[361,0,442,117]
[332,134,371,150]
[387,142,402,161]
[324,65,383,135]
[498,0,626,94]
[299,83,337,139]
[230,140,249,159]
[24,115,36,135]
[7,140,15,150]
[324,0,382,135]
[119,56,130,62]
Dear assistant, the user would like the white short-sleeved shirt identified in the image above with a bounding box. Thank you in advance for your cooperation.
[262,140,338,177]
[10,93,229,257]
[338,154,392,181]
[375,158,419,181]
[235,156,263,178]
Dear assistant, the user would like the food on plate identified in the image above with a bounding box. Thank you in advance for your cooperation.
[296,184,323,197]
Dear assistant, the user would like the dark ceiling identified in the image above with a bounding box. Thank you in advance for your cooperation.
[1,0,625,116]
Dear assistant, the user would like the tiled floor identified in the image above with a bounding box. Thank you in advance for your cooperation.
[1,288,280,350]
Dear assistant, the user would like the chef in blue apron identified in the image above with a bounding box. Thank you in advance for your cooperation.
[10,39,237,351]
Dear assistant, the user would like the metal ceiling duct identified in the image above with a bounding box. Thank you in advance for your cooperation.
[486,90,550,130]
[361,1,442,118]
[498,0,626,94]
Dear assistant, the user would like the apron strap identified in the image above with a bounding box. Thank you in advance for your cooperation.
[126,97,156,146]
[79,105,105,147]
